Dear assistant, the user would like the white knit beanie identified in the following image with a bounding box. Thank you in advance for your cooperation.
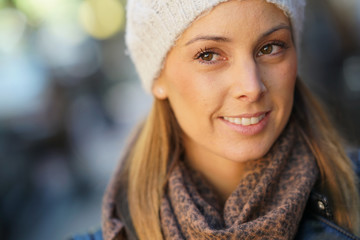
[125,0,306,93]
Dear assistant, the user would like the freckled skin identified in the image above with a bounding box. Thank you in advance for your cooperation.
[153,0,297,199]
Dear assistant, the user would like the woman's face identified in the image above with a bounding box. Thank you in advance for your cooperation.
[154,0,297,164]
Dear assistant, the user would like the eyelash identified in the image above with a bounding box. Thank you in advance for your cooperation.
[257,40,289,57]
[194,47,222,65]
[193,40,289,65]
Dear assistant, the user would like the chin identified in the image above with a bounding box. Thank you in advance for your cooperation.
[225,141,273,162]
[225,147,272,163]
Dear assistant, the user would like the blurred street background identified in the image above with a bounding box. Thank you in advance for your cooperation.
[0,0,359,239]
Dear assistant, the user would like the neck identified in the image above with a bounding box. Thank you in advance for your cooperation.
[184,146,255,205]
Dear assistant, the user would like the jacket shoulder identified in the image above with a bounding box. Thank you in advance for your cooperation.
[296,149,360,240]
[348,149,360,177]
[69,229,103,240]
[296,212,360,240]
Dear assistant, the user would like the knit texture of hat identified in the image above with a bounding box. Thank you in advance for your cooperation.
[125,0,306,93]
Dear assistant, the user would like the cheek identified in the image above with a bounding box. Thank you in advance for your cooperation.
[166,60,197,101]
[262,55,297,95]
[276,63,296,95]
[166,63,223,112]
[260,58,297,124]
[164,69,206,132]
[280,59,297,100]
[166,74,202,111]
[164,65,227,141]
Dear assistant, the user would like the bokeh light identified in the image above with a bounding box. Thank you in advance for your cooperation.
[343,56,360,93]
[79,0,125,40]
[35,21,100,82]
[0,0,6,8]
[0,54,48,119]
[0,8,27,53]
[14,0,79,25]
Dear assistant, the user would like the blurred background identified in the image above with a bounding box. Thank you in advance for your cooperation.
[0,0,359,239]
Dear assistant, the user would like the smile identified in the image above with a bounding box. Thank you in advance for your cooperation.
[223,114,266,126]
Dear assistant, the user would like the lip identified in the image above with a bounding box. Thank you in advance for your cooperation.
[220,111,271,136]
[222,111,269,118]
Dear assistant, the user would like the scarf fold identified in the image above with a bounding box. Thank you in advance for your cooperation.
[102,123,319,240]
[160,124,319,239]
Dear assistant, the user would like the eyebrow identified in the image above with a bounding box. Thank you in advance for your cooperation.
[260,24,291,39]
[185,36,231,46]
[184,23,291,46]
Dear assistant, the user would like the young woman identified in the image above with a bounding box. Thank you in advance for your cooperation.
[74,0,360,239]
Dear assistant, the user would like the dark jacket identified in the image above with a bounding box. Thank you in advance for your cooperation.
[71,197,360,240]
[71,150,360,240]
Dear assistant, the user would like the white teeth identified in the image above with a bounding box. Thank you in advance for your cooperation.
[234,118,241,124]
[251,117,259,124]
[242,118,251,126]
[223,114,265,126]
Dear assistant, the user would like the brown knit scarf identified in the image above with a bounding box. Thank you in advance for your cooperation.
[160,124,318,240]
[102,124,319,240]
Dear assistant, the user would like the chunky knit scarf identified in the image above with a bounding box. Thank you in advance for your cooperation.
[102,124,319,240]
[160,125,318,240]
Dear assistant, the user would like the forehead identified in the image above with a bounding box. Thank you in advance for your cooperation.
[177,0,290,44]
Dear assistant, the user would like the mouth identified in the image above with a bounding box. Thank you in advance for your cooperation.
[222,112,268,126]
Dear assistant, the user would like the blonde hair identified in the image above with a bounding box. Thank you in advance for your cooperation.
[292,80,360,233]
[117,79,360,239]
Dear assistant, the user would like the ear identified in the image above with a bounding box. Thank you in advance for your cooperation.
[152,76,168,100]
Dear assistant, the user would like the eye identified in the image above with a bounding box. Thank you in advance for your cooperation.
[257,41,287,57]
[260,45,273,55]
[194,48,226,64]
[200,52,215,61]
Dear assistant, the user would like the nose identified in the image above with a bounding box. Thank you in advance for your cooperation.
[229,58,266,102]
